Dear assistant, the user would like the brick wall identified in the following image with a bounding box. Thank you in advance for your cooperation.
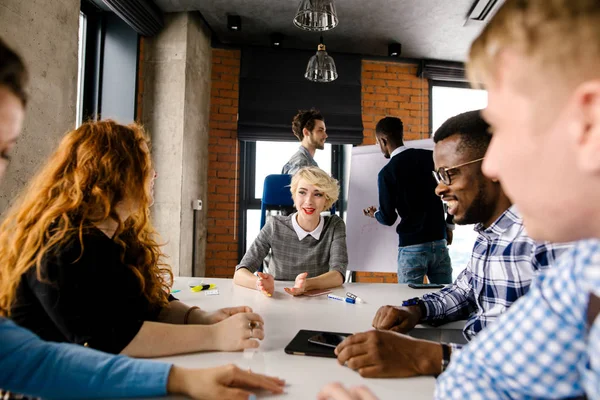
[205,48,241,277]
[355,60,430,283]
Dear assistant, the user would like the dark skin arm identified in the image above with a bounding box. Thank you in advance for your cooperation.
[335,330,444,378]
[371,305,422,333]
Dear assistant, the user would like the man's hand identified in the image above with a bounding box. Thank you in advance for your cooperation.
[446,227,453,245]
[371,305,421,333]
[317,382,378,400]
[193,306,254,325]
[335,330,442,378]
[168,364,285,399]
[284,272,308,296]
[363,206,378,218]
[256,272,274,297]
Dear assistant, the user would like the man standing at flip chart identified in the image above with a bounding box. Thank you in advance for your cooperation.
[364,117,452,284]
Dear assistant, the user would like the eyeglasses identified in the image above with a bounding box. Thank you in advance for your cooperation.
[432,157,484,186]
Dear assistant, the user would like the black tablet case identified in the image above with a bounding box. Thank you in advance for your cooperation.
[284,329,351,358]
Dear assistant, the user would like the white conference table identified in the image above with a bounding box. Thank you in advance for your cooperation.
[152,278,465,400]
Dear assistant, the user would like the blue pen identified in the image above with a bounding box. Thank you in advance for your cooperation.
[328,294,356,304]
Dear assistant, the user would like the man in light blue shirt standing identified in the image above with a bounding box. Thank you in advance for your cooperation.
[282,109,327,175]
[435,0,600,398]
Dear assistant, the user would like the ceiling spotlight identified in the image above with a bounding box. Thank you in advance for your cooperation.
[294,0,338,32]
[271,33,284,48]
[388,43,402,57]
[227,15,241,31]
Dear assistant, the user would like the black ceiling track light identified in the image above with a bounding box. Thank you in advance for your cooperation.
[227,15,241,31]
[388,43,402,57]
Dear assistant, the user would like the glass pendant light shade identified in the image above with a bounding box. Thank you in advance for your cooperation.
[305,43,338,83]
[293,0,338,32]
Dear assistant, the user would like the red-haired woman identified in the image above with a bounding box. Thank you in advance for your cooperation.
[0,120,263,358]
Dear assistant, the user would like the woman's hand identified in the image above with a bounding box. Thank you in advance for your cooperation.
[168,364,285,399]
[284,272,308,296]
[192,306,254,325]
[256,272,274,297]
[210,312,265,351]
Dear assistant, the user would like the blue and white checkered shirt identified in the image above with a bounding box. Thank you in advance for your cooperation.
[421,206,571,341]
[435,239,600,400]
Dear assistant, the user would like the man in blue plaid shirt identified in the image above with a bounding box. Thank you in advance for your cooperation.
[435,0,600,398]
[334,110,569,379]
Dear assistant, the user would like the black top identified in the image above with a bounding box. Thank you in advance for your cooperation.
[375,148,446,247]
[11,227,174,354]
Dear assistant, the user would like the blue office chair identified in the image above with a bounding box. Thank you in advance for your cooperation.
[260,174,294,229]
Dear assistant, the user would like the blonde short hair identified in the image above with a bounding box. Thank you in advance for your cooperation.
[468,0,600,88]
[290,167,339,210]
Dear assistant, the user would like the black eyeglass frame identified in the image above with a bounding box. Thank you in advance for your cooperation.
[432,157,485,186]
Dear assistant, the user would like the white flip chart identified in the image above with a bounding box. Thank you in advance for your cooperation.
[346,139,434,272]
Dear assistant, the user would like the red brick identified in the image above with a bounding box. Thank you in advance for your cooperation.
[363,93,387,101]
[212,97,231,106]
[355,276,384,283]
[374,87,398,95]
[217,154,237,163]
[387,80,412,88]
[219,106,238,115]
[373,72,397,80]
[400,88,424,96]
[219,90,238,99]
[217,186,236,194]
[217,122,237,131]
[221,57,240,66]
[387,65,413,74]
[211,113,235,122]
[403,103,423,110]
[214,267,234,276]
[212,64,234,74]
[375,101,399,109]
[213,81,233,90]
[363,63,386,71]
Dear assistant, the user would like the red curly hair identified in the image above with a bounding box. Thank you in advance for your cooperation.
[0,120,172,316]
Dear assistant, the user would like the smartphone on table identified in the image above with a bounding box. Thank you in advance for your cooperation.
[308,332,351,348]
[408,283,445,289]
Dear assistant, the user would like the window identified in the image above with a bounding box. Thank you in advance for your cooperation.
[431,82,488,280]
[240,141,344,254]
[76,12,87,127]
[78,0,140,124]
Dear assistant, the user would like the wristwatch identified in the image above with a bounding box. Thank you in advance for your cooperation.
[401,297,427,319]
[440,342,451,373]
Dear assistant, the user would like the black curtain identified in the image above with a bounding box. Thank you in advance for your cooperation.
[238,46,363,145]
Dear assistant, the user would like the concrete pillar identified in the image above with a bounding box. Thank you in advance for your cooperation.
[141,13,211,277]
[0,0,79,212]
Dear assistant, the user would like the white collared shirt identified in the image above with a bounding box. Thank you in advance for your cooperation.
[291,212,324,240]
[390,145,408,159]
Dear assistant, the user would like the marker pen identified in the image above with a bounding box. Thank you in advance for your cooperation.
[328,294,356,304]
[191,283,216,292]
[345,292,366,304]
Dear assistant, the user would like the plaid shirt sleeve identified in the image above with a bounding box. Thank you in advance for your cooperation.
[420,265,476,322]
[435,240,600,400]
[235,218,273,273]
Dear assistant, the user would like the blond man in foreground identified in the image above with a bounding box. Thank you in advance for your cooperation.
[435,0,600,398]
